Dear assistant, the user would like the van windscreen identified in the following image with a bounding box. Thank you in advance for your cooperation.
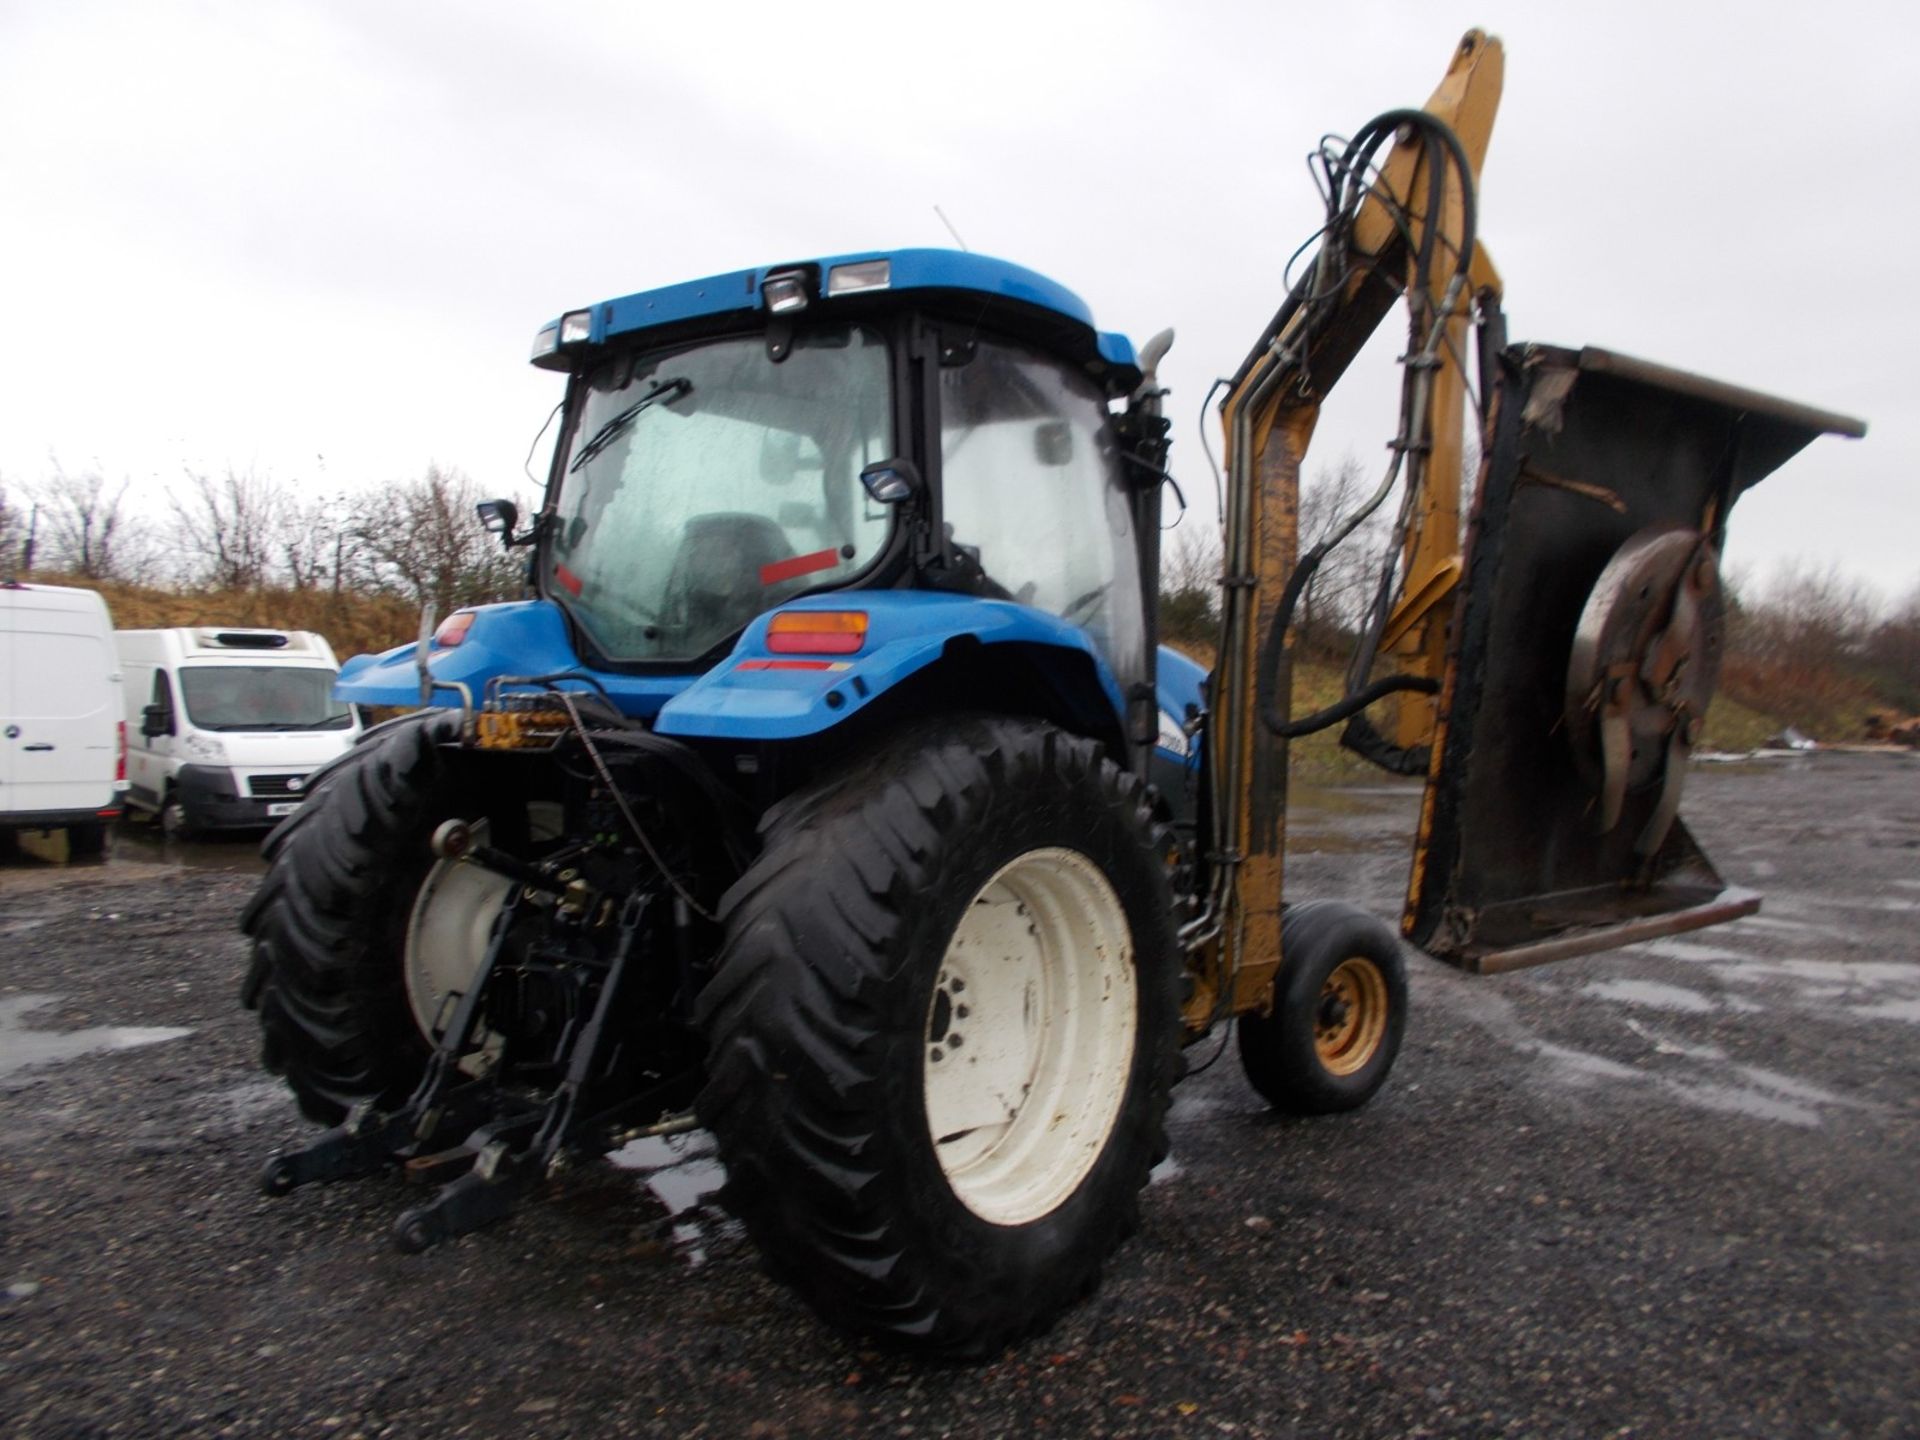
[178,667,351,732]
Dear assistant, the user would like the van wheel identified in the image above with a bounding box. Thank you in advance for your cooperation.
[160,793,198,842]
[67,822,110,862]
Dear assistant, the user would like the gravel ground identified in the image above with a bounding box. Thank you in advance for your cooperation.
[2,752,1915,1438]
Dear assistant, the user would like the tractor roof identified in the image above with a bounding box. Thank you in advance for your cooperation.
[531,248,1141,395]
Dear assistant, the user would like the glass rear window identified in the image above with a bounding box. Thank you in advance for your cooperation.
[547,325,894,663]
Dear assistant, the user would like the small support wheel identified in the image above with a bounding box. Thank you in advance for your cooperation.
[259,1155,299,1198]
[1238,900,1408,1115]
[393,1210,439,1255]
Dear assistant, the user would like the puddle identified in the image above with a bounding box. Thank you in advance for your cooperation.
[1444,985,1864,1130]
[0,994,190,1081]
[608,1131,727,1266]
[1637,938,1749,964]
[1583,979,1716,1014]
[1850,997,1920,1023]
[1620,1018,1725,1060]
[1711,958,1916,990]
[109,827,268,875]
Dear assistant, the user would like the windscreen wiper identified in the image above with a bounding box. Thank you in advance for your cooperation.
[567,377,692,473]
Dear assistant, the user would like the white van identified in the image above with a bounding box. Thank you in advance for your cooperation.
[115,627,362,837]
[1,582,126,857]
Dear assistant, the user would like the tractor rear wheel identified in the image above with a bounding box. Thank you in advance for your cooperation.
[1237,900,1408,1115]
[239,712,462,1123]
[697,716,1180,1356]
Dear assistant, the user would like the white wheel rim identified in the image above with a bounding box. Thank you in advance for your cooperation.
[404,821,514,1045]
[923,846,1137,1226]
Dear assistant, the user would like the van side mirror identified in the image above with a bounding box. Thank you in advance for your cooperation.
[141,702,173,739]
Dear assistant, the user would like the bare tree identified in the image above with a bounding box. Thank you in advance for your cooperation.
[167,467,287,590]
[351,464,526,618]
[1159,520,1221,648]
[1295,453,1392,653]
[279,489,365,593]
[28,465,153,581]
[1860,577,1920,711]
[0,480,24,574]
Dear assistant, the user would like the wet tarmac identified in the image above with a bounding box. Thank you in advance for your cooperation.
[0,751,1914,1437]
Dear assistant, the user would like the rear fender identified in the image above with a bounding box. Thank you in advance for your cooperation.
[653,592,1128,743]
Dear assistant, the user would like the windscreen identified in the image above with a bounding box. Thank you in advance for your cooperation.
[547,326,894,663]
[179,667,351,731]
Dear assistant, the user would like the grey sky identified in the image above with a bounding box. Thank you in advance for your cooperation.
[1,0,1908,599]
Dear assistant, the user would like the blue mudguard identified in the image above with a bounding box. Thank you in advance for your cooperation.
[334,594,1177,752]
[334,600,691,716]
[652,592,1126,740]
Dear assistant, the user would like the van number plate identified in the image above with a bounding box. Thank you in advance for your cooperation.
[266,801,301,817]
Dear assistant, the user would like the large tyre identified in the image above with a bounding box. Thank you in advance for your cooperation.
[697,716,1181,1356]
[1237,900,1408,1115]
[239,712,463,1124]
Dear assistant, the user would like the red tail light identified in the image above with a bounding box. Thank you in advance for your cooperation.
[433,611,476,648]
[116,721,126,782]
[766,610,868,655]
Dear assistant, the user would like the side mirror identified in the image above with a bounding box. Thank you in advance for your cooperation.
[141,703,173,739]
[476,499,520,547]
[1033,420,1073,466]
[859,458,923,506]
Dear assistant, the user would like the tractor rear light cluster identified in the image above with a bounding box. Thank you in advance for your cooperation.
[433,611,476,648]
[766,610,867,655]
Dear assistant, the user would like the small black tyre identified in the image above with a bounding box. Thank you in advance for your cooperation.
[697,716,1181,1356]
[238,711,462,1124]
[160,792,199,843]
[1237,900,1407,1115]
[66,821,110,862]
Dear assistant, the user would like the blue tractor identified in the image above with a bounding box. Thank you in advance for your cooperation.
[244,248,1220,1354]
[241,32,1861,1355]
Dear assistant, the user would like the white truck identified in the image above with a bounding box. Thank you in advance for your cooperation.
[115,627,361,837]
[1,582,125,858]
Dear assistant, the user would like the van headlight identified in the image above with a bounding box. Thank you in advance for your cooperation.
[184,734,227,762]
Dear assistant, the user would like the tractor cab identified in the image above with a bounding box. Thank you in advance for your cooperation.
[521,251,1165,720]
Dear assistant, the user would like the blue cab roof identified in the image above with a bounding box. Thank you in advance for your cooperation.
[533,248,1139,391]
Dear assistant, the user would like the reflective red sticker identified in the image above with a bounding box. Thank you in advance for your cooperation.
[759,548,842,587]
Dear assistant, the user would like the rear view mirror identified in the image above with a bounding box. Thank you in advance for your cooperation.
[1034,420,1073,466]
[141,702,173,739]
[476,499,519,547]
[859,458,923,506]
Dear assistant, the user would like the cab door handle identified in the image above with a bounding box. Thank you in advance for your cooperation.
[23,743,55,751]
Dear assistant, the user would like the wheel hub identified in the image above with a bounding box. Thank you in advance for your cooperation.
[1313,958,1388,1076]
[922,847,1137,1227]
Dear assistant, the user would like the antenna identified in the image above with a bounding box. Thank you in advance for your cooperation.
[933,205,970,253]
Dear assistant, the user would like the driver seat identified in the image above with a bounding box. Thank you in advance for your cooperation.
[662,512,794,645]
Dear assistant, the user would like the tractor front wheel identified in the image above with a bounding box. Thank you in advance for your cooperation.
[697,716,1181,1355]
